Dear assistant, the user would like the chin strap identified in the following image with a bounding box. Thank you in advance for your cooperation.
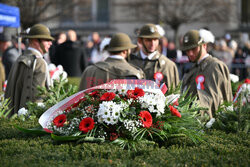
[38,39,46,54]
[141,40,157,54]
[189,45,202,63]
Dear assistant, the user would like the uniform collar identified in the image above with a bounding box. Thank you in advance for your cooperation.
[197,54,211,71]
[108,55,124,60]
[28,47,43,58]
[140,50,157,60]
[197,53,209,64]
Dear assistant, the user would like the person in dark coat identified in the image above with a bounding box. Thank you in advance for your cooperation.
[0,33,19,79]
[55,30,88,77]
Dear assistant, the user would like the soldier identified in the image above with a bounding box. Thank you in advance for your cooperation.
[181,29,232,127]
[79,33,145,90]
[129,23,179,89]
[5,24,54,116]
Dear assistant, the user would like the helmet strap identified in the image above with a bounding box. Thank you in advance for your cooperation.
[194,45,202,63]
[141,39,152,54]
[38,39,46,54]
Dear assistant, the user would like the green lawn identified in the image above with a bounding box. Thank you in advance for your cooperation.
[0,118,249,167]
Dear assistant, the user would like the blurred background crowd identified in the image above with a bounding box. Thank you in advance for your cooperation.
[1,28,249,81]
[0,0,250,82]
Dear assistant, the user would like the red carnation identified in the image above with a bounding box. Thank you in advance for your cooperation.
[90,91,99,97]
[139,111,152,128]
[126,90,136,99]
[79,117,95,133]
[53,114,67,127]
[244,78,250,84]
[152,121,164,130]
[100,92,116,101]
[65,106,72,112]
[110,132,119,141]
[72,100,81,108]
[134,87,145,97]
[126,87,145,99]
[169,105,181,118]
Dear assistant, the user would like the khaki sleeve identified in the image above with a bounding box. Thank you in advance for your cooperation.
[32,58,47,97]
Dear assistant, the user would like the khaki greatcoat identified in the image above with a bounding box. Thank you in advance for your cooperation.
[79,57,145,90]
[129,51,179,89]
[5,49,48,116]
[182,55,232,118]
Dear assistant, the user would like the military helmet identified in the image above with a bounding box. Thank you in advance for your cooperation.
[107,33,137,52]
[23,24,54,40]
[181,30,204,51]
[138,24,161,38]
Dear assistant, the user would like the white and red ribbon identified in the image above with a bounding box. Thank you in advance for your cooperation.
[233,78,250,103]
[196,75,205,90]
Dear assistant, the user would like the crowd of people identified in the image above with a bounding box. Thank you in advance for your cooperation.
[0,23,249,127]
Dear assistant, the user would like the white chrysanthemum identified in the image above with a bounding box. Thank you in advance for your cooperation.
[138,92,166,116]
[18,107,28,116]
[37,102,45,108]
[226,105,234,112]
[97,101,123,125]
[230,74,239,83]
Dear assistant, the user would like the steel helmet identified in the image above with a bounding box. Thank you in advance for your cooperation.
[23,24,54,41]
[107,33,137,52]
[138,24,161,38]
[181,30,204,51]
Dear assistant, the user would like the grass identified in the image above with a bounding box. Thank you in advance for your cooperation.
[0,118,249,167]
[68,77,80,88]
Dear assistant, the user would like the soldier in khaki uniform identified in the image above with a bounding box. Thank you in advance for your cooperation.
[129,24,179,89]
[79,33,145,90]
[181,30,232,127]
[5,24,54,116]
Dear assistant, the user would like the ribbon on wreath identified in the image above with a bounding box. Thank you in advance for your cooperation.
[196,75,205,90]
[233,78,250,103]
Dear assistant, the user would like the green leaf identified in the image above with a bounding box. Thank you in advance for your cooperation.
[51,133,85,141]
[14,124,50,135]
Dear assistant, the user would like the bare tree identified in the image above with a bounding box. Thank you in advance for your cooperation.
[158,0,235,44]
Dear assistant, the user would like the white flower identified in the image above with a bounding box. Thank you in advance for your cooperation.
[230,74,239,83]
[205,118,215,128]
[37,102,45,108]
[226,105,234,112]
[241,84,247,91]
[97,101,123,125]
[123,120,141,133]
[138,92,166,116]
[18,107,28,116]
